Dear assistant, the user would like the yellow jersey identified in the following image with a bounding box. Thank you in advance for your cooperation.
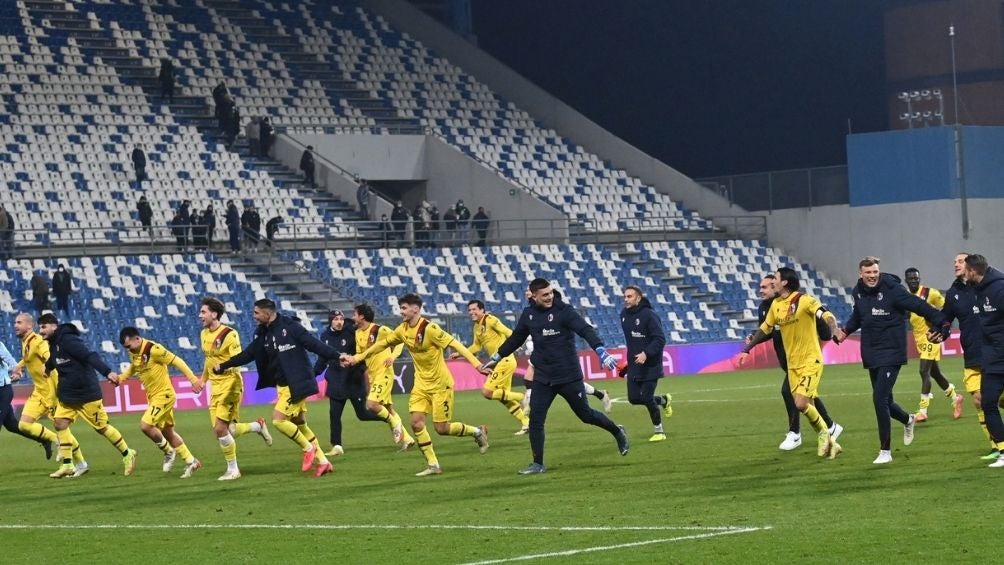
[120,338,197,398]
[909,286,945,338]
[759,292,833,370]
[19,331,56,401]
[468,313,513,358]
[358,317,480,389]
[355,323,404,376]
[201,324,242,382]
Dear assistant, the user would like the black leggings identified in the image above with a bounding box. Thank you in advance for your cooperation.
[528,379,620,465]
[627,379,661,425]
[870,366,910,450]
[981,372,1004,444]
[328,395,379,446]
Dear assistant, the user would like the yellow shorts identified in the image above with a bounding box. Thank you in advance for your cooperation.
[367,369,395,405]
[787,364,823,399]
[208,378,243,424]
[54,399,109,429]
[915,338,942,361]
[963,368,982,394]
[275,385,307,418]
[483,356,516,391]
[408,384,454,423]
[21,392,56,421]
[141,392,176,428]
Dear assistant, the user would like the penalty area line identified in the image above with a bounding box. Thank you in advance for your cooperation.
[457,526,773,565]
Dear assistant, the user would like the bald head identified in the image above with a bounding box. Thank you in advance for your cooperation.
[14,312,35,338]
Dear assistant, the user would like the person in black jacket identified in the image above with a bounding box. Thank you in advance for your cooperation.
[313,311,379,455]
[225,200,241,254]
[38,314,137,478]
[390,201,408,243]
[485,278,629,475]
[960,254,1004,468]
[835,258,949,465]
[137,196,153,239]
[170,210,186,251]
[52,264,72,314]
[158,58,174,103]
[300,146,315,187]
[747,274,840,451]
[30,271,49,314]
[618,286,671,442]
[472,207,490,246]
[131,145,146,184]
[939,253,1003,459]
[259,117,275,157]
[214,299,341,477]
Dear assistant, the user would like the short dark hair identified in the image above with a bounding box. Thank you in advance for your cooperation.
[528,278,550,293]
[776,267,800,292]
[905,267,920,276]
[38,313,59,326]
[965,254,989,276]
[763,274,776,280]
[354,304,375,322]
[201,297,225,319]
[859,256,881,269]
[624,285,644,296]
[467,299,485,310]
[254,298,277,311]
[398,293,423,307]
[119,326,141,344]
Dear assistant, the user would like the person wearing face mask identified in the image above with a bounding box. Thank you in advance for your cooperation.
[52,264,73,315]
[834,257,950,465]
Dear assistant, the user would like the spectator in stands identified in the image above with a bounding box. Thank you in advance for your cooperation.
[158,58,175,104]
[428,204,440,247]
[52,264,73,314]
[131,145,147,184]
[246,117,260,157]
[259,117,275,157]
[179,200,192,249]
[266,216,283,247]
[170,210,186,251]
[243,204,262,251]
[300,146,316,187]
[226,200,241,254]
[413,203,429,248]
[356,180,370,219]
[202,205,216,250]
[192,214,208,250]
[0,204,11,259]
[391,200,408,243]
[136,196,153,239]
[225,106,241,148]
[378,214,392,248]
[213,82,231,129]
[30,271,50,314]
[473,206,490,246]
[443,206,457,243]
[455,199,471,242]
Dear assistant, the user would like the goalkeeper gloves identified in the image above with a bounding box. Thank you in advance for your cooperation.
[595,346,617,371]
[479,353,501,373]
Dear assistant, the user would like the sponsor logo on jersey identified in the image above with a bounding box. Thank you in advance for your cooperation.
[872,308,889,316]
[542,328,560,337]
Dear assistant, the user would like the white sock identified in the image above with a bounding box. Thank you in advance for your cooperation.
[654,424,664,433]
[218,434,234,447]
[583,382,596,395]
[249,421,263,433]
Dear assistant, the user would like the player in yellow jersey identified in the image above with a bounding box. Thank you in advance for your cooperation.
[342,293,488,476]
[114,327,203,478]
[450,300,529,435]
[904,268,964,422]
[740,267,842,459]
[353,304,415,452]
[197,297,272,481]
[13,312,89,468]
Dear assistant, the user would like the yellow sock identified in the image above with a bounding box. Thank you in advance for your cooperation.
[447,422,476,437]
[400,429,415,445]
[387,410,402,429]
[219,434,237,463]
[491,389,524,402]
[175,442,194,463]
[273,419,311,450]
[374,406,392,423]
[415,427,438,467]
[801,404,827,433]
[978,408,990,440]
[67,430,85,464]
[919,395,931,412]
[56,428,74,464]
[101,425,130,455]
[503,399,527,424]
[297,424,328,464]
[232,422,253,437]
[944,384,956,398]
[19,421,57,443]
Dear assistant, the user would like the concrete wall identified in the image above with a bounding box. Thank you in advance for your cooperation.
[292,133,426,181]
[362,0,747,233]
[273,134,363,214]
[765,198,1004,288]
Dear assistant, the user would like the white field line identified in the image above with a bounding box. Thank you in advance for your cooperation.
[458,526,772,565]
[0,524,766,533]
[612,390,873,404]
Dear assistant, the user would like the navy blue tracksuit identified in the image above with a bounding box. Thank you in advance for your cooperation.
[497,293,622,466]
[312,320,379,447]
[757,298,834,434]
[620,298,667,425]
[843,273,948,450]
[973,268,1004,444]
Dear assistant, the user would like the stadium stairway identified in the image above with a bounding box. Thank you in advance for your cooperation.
[222,250,354,323]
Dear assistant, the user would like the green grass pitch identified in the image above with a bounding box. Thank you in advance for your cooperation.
[0,357,994,563]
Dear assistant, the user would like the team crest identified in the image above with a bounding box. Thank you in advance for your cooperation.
[548,313,553,322]
[282,329,287,337]
[340,339,346,346]
[877,292,883,301]
[635,318,640,326]
[788,301,798,316]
